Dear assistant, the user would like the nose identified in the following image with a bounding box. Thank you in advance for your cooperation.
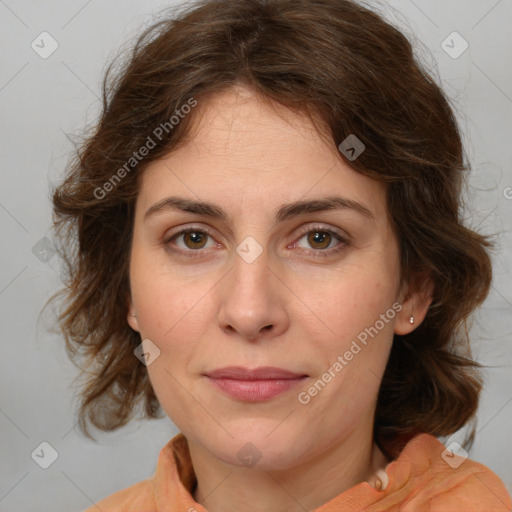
[216,248,290,342]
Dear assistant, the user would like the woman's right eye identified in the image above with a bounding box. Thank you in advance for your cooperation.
[164,228,219,257]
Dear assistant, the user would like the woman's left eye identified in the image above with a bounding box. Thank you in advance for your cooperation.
[292,227,348,255]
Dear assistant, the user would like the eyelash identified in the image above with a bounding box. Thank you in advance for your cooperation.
[163,224,351,259]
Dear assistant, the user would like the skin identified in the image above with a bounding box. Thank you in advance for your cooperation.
[127,86,432,512]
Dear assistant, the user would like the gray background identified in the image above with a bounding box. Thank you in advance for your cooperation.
[0,1,511,511]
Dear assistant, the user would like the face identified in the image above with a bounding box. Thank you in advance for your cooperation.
[127,87,422,471]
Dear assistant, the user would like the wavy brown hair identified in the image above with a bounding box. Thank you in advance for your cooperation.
[51,0,492,454]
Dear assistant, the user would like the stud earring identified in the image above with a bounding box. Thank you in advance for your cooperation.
[409,316,414,324]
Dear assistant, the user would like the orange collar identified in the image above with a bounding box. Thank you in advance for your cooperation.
[86,432,511,511]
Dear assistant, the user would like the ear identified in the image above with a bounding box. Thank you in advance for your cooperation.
[394,271,434,335]
[127,297,140,332]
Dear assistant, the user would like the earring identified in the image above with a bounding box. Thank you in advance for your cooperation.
[409,316,414,324]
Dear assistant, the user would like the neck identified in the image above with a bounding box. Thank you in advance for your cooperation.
[188,425,388,512]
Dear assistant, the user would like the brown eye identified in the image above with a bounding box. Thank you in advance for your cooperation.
[292,225,350,257]
[307,231,332,250]
[164,228,218,256]
[182,231,208,249]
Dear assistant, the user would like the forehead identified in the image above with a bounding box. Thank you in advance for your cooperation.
[136,87,388,221]
[188,87,330,155]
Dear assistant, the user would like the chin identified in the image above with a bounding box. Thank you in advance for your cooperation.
[201,424,308,471]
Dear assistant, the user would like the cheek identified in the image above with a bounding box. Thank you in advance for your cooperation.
[129,240,214,339]
[293,271,396,435]
[128,252,214,430]
[288,258,399,423]
[293,260,399,352]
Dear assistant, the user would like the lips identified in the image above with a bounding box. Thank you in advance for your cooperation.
[205,366,307,380]
[204,366,308,401]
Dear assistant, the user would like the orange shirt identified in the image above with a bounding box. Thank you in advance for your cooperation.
[84,432,511,511]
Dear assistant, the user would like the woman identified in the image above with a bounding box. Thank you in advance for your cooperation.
[52,0,511,510]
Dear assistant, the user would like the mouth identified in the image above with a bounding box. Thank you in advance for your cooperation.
[204,366,309,402]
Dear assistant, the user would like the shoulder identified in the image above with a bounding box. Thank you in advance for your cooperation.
[82,478,156,512]
[384,433,512,511]
[79,432,192,512]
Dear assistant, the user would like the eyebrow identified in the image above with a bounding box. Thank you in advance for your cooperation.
[144,195,375,223]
